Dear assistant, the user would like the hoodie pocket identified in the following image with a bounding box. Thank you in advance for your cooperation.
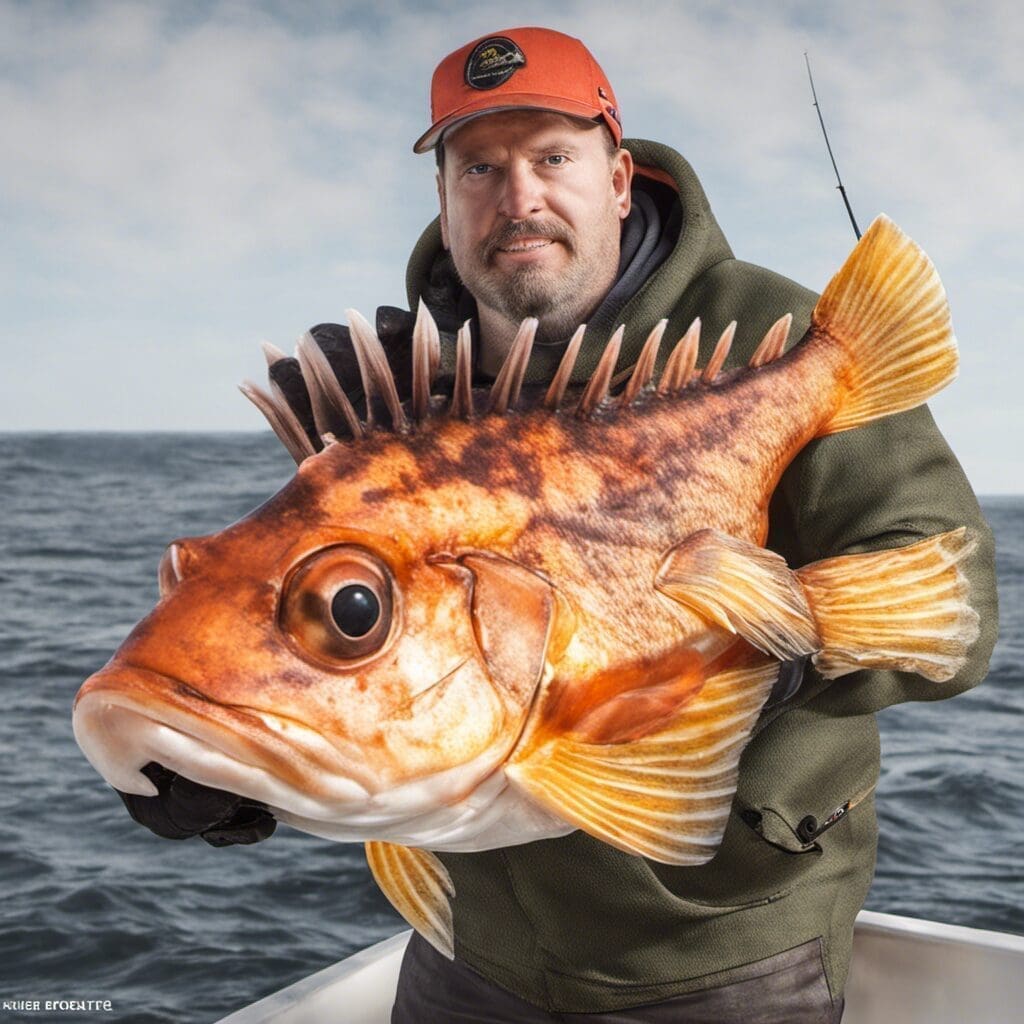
[645,801,825,911]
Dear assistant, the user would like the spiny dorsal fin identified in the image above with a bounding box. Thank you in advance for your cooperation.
[489,318,538,414]
[295,331,364,441]
[620,320,667,406]
[249,300,793,464]
[575,325,624,418]
[544,324,586,411]
[346,308,409,432]
[450,320,473,419]
[749,313,792,369]
[657,318,700,396]
[411,299,441,423]
[701,320,736,383]
[239,379,317,465]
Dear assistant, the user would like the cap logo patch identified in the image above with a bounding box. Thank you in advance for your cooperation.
[465,37,526,90]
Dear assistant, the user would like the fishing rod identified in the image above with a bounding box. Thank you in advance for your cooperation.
[805,52,861,240]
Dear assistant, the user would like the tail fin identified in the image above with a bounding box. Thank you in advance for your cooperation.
[814,215,957,436]
[795,528,979,681]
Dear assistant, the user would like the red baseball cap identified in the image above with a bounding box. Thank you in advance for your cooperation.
[413,27,622,154]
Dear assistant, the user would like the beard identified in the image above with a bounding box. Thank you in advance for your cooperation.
[458,217,619,344]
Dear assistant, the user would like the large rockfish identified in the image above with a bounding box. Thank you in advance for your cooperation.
[74,217,979,956]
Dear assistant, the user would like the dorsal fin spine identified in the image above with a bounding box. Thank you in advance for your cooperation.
[450,320,473,419]
[346,308,409,432]
[544,324,586,411]
[296,332,364,440]
[576,326,624,418]
[412,300,440,423]
[239,379,317,465]
[702,321,736,383]
[261,340,288,367]
[621,319,667,405]
[657,318,700,396]
[489,318,538,414]
[749,313,792,369]
[421,298,441,382]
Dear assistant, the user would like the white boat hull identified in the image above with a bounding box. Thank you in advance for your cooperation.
[219,910,1024,1023]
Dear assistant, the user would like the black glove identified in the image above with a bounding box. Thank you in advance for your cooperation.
[117,762,276,847]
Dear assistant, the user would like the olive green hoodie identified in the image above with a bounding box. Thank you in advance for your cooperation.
[403,139,998,1012]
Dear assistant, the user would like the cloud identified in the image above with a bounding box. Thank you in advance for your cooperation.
[0,1,422,277]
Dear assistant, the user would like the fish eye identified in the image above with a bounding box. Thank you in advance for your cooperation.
[281,546,396,662]
[331,584,380,638]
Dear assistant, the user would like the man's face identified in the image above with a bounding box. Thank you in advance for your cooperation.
[437,110,633,343]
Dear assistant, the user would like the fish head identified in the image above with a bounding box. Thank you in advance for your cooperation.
[73,437,570,843]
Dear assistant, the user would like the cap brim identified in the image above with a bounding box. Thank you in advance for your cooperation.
[413,94,607,153]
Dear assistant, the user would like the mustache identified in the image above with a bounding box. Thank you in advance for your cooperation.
[482,219,574,262]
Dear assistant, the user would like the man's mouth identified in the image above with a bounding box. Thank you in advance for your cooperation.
[484,220,572,264]
[497,238,553,254]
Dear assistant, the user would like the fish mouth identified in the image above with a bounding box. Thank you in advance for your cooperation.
[74,662,524,845]
[73,666,374,817]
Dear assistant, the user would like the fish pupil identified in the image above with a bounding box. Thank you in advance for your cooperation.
[331,584,380,638]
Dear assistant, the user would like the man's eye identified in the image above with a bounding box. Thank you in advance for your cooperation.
[466,164,492,176]
[545,155,568,166]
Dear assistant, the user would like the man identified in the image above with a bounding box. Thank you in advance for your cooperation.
[373,26,997,1024]
[118,23,991,1022]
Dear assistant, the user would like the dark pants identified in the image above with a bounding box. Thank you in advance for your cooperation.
[392,932,844,1023]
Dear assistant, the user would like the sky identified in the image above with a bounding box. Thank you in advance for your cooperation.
[2,0,1021,492]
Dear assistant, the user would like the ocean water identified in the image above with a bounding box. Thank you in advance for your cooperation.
[0,434,1020,1023]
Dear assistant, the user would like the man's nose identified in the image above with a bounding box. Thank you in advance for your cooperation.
[497,162,545,221]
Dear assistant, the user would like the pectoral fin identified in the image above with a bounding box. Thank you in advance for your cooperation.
[656,530,821,661]
[365,841,455,959]
[507,653,779,865]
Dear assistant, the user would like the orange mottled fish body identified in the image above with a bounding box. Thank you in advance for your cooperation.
[73,216,980,957]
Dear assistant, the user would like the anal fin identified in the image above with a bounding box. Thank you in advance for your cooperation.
[507,653,778,865]
[656,530,821,661]
[365,841,455,959]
